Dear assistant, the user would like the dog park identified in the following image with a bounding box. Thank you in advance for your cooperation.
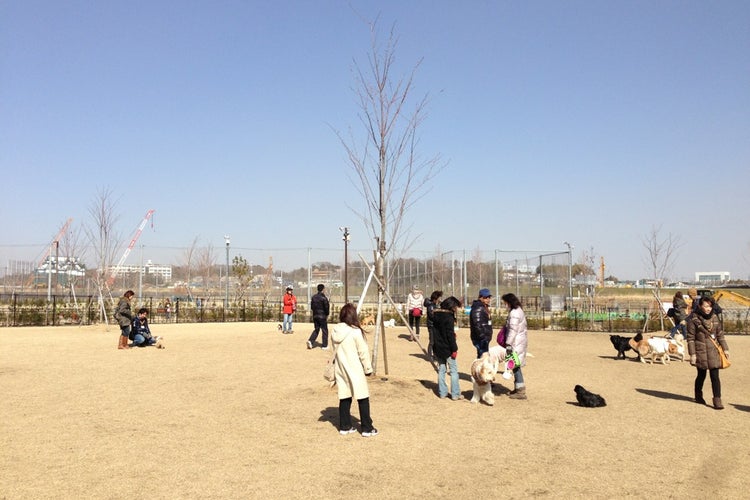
[2,322,748,499]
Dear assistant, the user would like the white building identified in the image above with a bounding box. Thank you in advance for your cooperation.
[107,260,172,282]
[695,271,730,285]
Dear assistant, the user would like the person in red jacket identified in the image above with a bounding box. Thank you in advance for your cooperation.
[281,286,297,334]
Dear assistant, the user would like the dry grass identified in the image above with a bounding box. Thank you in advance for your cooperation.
[1,323,749,499]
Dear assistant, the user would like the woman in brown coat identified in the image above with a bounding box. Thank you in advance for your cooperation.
[686,296,730,409]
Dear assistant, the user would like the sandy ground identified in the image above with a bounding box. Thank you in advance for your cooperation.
[1,321,749,499]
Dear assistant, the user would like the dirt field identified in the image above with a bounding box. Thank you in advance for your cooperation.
[1,321,748,499]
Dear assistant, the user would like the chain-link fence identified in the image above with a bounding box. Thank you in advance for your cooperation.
[3,291,748,334]
[3,245,748,333]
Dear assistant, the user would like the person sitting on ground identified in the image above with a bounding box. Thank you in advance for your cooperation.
[131,308,161,347]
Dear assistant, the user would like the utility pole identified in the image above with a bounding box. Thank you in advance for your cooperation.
[564,241,574,304]
[224,235,230,309]
[339,227,350,302]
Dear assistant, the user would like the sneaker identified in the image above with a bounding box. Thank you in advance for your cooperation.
[451,395,465,401]
[339,427,357,435]
[306,341,313,349]
[361,428,379,437]
[321,346,329,350]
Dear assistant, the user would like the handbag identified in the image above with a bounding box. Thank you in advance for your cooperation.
[496,326,507,347]
[707,335,731,369]
[412,307,422,317]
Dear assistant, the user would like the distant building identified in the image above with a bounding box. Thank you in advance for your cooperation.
[34,256,86,286]
[107,260,172,282]
[695,271,730,285]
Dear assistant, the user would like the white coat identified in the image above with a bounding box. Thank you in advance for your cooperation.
[332,322,373,400]
[504,307,528,366]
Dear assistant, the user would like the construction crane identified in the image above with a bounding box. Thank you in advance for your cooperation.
[27,218,73,287]
[106,209,155,287]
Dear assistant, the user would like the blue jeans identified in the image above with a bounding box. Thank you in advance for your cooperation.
[474,338,489,358]
[513,366,525,389]
[132,333,155,347]
[669,323,686,338]
[283,313,293,332]
[438,357,460,399]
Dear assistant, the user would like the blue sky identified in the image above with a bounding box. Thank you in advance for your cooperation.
[2,0,749,282]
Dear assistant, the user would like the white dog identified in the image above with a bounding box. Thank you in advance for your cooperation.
[639,336,671,365]
[383,318,396,328]
[470,348,504,405]
[667,336,685,362]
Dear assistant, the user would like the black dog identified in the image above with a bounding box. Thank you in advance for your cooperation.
[574,385,606,408]
[609,334,633,359]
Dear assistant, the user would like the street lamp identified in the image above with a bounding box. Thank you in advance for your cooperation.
[564,241,574,302]
[224,235,230,309]
[339,227,350,302]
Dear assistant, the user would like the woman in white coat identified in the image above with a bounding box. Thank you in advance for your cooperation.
[332,303,377,437]
[501,293,528,400]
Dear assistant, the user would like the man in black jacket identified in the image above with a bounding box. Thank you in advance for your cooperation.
[307,284,331,350]
[470,288,493,358]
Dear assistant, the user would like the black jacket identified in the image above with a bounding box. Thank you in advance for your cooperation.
[469,299,492,344]
[310,292,330,318]
[424,298,438,328]
[432,309,458,360]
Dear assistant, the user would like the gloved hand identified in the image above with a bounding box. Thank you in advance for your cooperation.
[505,345,513,355]
[451,351,457,359]
[690,354,697,366]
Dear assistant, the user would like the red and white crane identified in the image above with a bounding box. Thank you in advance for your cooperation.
[36,218,74,269]
[106,209,155,287]
[27,218,74,287]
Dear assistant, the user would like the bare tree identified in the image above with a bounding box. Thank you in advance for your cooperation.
[59,221,85,310]
[181,237,199,301]
[642,225,682,330]
[83,187,122,322]
[232,254,252,303]
[197,243,216,301]
[579,246,597,329]
[336,20,445,373]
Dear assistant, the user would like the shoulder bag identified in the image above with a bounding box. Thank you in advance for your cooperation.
[707,335,731,369]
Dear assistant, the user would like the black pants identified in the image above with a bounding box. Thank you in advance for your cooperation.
[695,367,721,398]
[409,313,421,337]
[339,397,373,433]
[308,317,328,347]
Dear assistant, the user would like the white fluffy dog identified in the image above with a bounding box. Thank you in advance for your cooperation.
[470,348,504,405]
[383,318,396,328]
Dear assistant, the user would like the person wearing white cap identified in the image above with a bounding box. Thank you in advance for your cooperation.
[281,286,297,334]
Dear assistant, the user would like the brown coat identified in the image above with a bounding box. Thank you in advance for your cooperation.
[686,312,728,370]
